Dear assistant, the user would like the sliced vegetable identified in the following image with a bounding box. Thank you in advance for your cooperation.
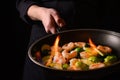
[41,44,51,54]
[41,44,51,51]
[94,48,104,56]
[42,55,50,64]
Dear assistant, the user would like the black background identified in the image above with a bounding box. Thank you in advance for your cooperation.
[6,0,31,80]
[14,1,31,80]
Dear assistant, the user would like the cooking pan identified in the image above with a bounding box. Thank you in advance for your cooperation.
[28,29,120,80]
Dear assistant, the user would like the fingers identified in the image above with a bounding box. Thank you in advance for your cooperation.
[44,25,56,34]
[41,8,66,34]
[42,15,57,34]
[58,18,66,27]
[45,11,65,34]
[51,11,66,27]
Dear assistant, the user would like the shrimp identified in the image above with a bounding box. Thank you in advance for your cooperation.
[53,52,66,64]
[62,50,77,60]
[61,50,69,59]
[74,42,86,48]
[97,45,112,54]
[80,47,99,58]
[69,50,78,59]
[68,58,82,70]
[80,51,91,58]
[62,42,75,51]
[80,51,98,59]
[89,62,105,70]
[69,58,80,66]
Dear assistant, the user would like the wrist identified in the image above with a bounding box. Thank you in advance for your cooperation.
[27,5,43,21]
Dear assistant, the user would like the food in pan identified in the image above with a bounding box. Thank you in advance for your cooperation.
[36,36,118,71]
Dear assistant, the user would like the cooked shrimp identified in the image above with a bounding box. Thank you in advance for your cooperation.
[53,52,66,64]
[62,50,69,59]
[74,42,86,48]
[80,47,98,58]
[62,50,77,60]
[97,45,112,54]
[69,50,78,59]
[89,62,105,70]
[69,58,80,66]
[80,51,96,59]
[69,58,82,70]
[62,42,75,51]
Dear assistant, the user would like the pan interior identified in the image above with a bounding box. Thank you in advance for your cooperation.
[29,29,120,69]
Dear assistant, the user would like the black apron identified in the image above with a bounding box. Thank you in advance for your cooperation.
[23,1,100,80]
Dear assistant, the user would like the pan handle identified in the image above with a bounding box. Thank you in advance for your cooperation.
[56,26,67,33]
[56,27,61,33]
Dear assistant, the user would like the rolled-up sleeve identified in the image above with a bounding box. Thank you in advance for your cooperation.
[16,0,38,25]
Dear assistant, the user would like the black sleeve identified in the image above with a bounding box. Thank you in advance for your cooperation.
[16,0,39,25]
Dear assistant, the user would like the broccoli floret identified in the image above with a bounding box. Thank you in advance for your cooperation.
[74,47,83,53]
[62,63,69,70]
[75,61,89,70]
[88,56,103,63]
[104,55,117,63]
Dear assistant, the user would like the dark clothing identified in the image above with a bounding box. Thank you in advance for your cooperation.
[16,0,101,43]
[16,0,100,27]
[16,0,120,80]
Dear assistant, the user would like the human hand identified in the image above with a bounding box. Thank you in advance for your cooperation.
[27,5,66,34]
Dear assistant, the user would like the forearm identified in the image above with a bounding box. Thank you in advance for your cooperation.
[16,0,65,34]
[27,5,46,21]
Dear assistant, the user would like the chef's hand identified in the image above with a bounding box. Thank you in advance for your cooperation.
[27,5,66,34]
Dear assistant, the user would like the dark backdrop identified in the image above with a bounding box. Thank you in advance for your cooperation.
[2,0,29,80]
[15,10,31,80]
[13,0,31,80]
